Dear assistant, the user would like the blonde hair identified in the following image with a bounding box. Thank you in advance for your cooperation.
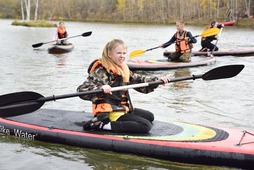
[176,20,184,25]
[100,39,128,75]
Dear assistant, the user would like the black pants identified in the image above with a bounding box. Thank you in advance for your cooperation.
[110,108,154,133]
[201,40,219,51]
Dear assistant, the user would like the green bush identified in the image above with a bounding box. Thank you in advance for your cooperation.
[11,20,57,27]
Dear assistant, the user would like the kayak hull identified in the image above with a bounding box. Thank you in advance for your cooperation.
[164,48,254,57]
[127,56,216,71]
[0,109,253,169]
[48,44,74,54]
[222,20,235,26]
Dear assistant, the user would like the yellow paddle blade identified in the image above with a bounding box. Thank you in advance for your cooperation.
[129,50,146,59]
[200,28,220,37]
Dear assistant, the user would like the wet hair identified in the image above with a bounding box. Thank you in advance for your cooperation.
[100,39,127,74]
[210,20,216,27]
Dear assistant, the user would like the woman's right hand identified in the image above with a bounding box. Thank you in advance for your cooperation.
[102,85,112,94]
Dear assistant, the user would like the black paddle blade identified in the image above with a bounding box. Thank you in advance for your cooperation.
[202,65,244,80]
[32,42,43,48]
[0,91,45,117]
[82,31,92,37]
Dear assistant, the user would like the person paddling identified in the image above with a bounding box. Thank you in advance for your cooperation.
[77,39,169,133]
[199,20,224,52]
[53,22,69,45]
[160,20,197,62]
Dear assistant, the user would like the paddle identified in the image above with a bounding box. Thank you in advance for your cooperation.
[129,28,220,59]
[129,46,160,59]
[193,27,220,38]
[32,31,92,48]
[0,65,244,118]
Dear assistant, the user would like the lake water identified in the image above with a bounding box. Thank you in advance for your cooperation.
[0,19,254,169]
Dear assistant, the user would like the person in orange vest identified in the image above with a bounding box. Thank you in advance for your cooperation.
[160,20,197,62]
[54,22,69,45]
[77,39,169,133]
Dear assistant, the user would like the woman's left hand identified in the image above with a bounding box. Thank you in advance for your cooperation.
[159,77,169,84]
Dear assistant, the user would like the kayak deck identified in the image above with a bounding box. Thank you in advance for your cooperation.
[2,109,228,140]
[127,56,216,71]
[164,48,254,57]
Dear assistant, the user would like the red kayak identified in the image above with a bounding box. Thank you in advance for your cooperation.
[222,20,235,26]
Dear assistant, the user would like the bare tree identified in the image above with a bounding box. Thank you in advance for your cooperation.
[24,0,31,21]
[216,0,220,19]
[245,0,251,16]
[20,0,25,20]
[34,0,39,21]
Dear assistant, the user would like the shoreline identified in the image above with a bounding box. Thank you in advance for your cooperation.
[7,18,254,28]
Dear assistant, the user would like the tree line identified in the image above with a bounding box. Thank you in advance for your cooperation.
[0,0,253,24]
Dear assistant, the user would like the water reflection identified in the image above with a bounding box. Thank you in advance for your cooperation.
[172,68,191,89]
[0,136,228,170]
[51,53,67,67]
[168,68,192,114]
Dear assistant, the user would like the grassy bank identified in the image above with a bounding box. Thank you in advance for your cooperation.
[235,18,254,28]
[10,18,254,28]
[57,17,254,28]
[11,20,57,27]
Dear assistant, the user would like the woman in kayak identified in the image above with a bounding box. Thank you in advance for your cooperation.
[54,22,69,45]
[160,20,197,62]
[199,20,224,52]
[77,39,169,133]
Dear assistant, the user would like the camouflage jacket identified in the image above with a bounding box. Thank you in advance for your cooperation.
[77,65,159,102]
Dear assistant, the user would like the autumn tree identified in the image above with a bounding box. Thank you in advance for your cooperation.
[1,0,253,24]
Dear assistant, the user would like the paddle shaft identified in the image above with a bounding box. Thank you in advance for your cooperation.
[211,27,223,55]
[146,46,160,52]
[43,37,71,44]
[32,31,92,48]
[39,74,203,103]
[44,34,84,44]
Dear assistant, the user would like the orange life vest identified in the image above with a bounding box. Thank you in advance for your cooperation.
[57,26,67,39]
[88,60,131,116]
[175,31,191,53]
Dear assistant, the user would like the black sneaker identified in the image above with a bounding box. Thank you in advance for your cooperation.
[89,121,104,129]
[167,56,172,61]
[83,113,109,130]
